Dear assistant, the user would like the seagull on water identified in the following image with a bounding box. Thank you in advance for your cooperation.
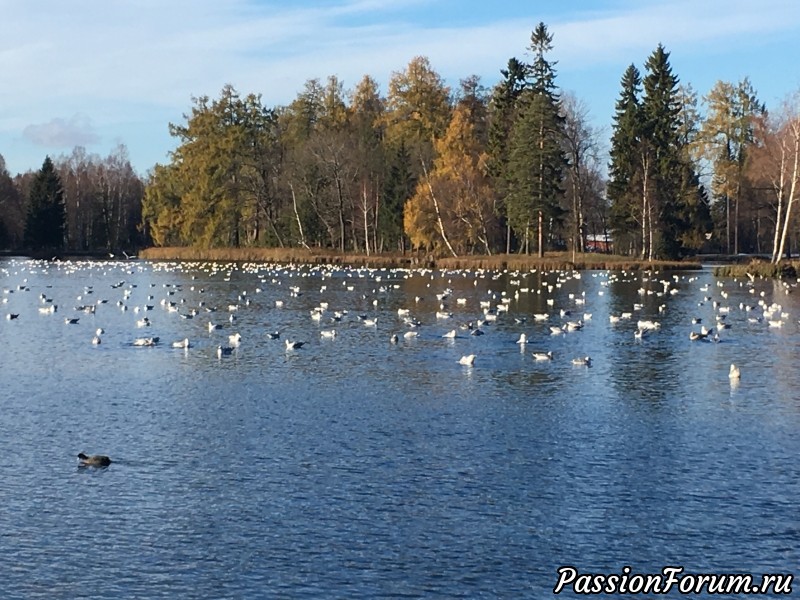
[729,364,741,380]
[532,351,553,361]
[458,354,476,366]
[172,338,191,349]
[572,356,592,366]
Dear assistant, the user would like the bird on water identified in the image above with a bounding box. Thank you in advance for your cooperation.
[78,453,111,467]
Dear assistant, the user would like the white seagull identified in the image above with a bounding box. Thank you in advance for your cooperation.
[458,354,476,366]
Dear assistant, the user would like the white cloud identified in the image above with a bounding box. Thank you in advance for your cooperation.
[22,115,100,148]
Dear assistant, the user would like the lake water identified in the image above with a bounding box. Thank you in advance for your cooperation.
[0,257,798,599]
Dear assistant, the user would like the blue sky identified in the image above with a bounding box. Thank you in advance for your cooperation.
[1,0,799,177]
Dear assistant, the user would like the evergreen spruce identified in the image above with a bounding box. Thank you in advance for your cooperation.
[487,58,528,252]
[381,142,415,251]
[641,44,708,258]
[608,46,710,259]
[24,156,65,251]
[607,64,644,255]
[505,22,567,256]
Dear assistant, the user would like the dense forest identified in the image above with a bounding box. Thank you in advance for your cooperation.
[1,23,798,262]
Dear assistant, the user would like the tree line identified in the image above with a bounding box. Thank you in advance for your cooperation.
[1,22,798,262]
[0,146,144,254]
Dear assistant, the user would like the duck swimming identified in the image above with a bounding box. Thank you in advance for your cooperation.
[77,453,111,467]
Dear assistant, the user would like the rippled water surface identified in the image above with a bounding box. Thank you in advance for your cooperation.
[0,257,798,599]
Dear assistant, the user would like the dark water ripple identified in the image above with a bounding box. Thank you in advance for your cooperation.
[0,259,798,598]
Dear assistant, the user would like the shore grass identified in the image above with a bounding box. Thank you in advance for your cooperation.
[139,246,700,272]
[713,259,799,279]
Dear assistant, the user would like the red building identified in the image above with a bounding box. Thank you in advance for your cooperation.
[585,233,613,253]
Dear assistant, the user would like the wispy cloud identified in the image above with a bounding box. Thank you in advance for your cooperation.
[1,0,797,108]
[22,115,100,148]
[0,0,799,173]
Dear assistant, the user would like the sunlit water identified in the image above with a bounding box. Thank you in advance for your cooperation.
[0,257,798,599]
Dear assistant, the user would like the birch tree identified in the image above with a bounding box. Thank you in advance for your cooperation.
[752,93,800,263]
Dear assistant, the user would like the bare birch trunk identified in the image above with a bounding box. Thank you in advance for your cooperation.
[538,210,544,258]
[421,159,457,258]
[775,125,800,262]
[289,184,309,249]
[362,185,370,256]
[641,176,648,260]
[372,187,380,254]
[771,140,787,263]
[641,152,653,261]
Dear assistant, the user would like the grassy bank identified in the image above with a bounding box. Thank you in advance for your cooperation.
[139,246,700,272]
[713,259,799,279]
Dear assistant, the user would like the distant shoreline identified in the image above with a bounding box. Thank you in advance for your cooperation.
[137,246,702,271]
[7,248,796,277]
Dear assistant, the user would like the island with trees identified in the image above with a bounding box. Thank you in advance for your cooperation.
[1,23,797,274]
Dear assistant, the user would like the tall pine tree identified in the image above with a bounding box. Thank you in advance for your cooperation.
[24,156,65,251]
[506,22,567,256]
[609,47,710,259]
[608,64,645,256]
[487,58,527,252]
[640,44,708,259]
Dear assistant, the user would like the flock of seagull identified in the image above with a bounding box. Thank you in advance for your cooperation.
[2,258,799,383]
